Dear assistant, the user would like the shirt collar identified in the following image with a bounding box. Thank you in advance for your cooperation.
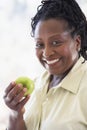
[60,57,86,94]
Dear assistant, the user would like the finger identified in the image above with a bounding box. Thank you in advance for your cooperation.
[9,92,30,111]
[4,82,16,97]
[21,95,30,106]
[10,87,27,106]
[7,84,23,102]
[17,95,30,110]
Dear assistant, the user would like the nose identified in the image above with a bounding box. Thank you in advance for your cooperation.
[42,46,54,58]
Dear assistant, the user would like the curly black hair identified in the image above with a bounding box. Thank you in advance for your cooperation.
[31,0,87,60]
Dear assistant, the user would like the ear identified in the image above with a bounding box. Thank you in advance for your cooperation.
[75,35,81,52]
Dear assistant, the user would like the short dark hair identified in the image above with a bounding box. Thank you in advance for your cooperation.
[31,0,87,60]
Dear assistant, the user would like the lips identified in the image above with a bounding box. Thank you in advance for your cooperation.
[42,58,60,65]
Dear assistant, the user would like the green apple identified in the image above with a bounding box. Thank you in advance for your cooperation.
[15,76,34,96]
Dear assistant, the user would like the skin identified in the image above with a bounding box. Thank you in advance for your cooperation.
[3,18,81,130]
[4,82,29,130]
[35,19,81,76]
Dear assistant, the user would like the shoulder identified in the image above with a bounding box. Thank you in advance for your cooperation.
[77,60,87,118]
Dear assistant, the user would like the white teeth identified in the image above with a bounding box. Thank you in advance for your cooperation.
[43,58,59,65]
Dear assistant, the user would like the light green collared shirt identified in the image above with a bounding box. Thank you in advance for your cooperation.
[25,57,87,130]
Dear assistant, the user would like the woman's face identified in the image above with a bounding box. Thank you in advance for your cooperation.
[34,19,81,75]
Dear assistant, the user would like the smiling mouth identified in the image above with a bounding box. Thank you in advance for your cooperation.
[42,58,60,65]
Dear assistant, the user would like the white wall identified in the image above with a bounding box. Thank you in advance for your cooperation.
[0,0,44,87]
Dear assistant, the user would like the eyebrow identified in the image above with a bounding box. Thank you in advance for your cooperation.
[35,31,70,41]
[35,34,62,40]
[49,32,70,38]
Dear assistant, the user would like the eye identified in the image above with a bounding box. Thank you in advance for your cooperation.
[35,42,44,49]
[52,41,62,46]
[52,41,58,45]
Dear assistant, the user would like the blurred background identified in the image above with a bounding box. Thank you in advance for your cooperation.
[0,0,87,129]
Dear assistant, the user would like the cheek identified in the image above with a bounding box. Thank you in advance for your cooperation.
[35,49,42,61]
[63,44,78,64]
[69,44,79,59]
[59,46,71,57]
[60,45,77,62]
[35,50,46,68]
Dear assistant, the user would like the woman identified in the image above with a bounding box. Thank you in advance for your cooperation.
[4,0,87,130]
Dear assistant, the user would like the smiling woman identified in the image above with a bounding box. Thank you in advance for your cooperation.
[34,19,80,75]
[2,0,87,130]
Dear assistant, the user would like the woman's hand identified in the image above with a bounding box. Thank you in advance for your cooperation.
[3,82,30,130]
[3,81,30,114]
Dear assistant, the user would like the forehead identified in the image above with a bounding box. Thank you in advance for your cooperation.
[34,19,70,38]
